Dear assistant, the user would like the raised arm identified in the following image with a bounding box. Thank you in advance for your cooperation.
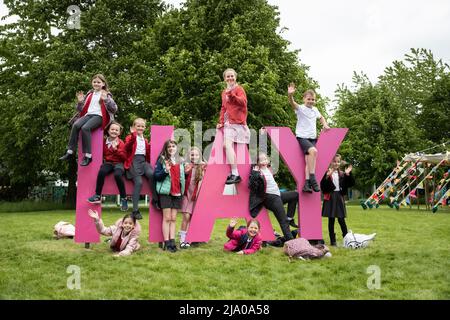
[102,92,118,114]
[287,83,299,111]
[76,91,87,112]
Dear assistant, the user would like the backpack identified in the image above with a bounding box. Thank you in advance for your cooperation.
[283,237,330,261]
[343,230,376,249]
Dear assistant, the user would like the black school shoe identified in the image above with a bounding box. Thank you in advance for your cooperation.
[309,178,321,192]
[288,219,299,228]
[59,152,73,161]
[132,210,143,220]
[170,239,178,252]
[302,180,313,193]
[225,174,242,184]
[80,156,92,166]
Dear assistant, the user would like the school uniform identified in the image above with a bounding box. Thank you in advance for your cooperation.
[224,226,262,255]
[94,137,127,198]
[181,164,206,214]
[321,170,355,244]
[123,132,157,212]
[68,90,117,154]
[294,103,322,154]
[219,85,250,144]
[248,166,296,241]
[154,158,185,209]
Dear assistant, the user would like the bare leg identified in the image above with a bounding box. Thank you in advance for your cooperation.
[162,209,171,241]
[169,209,178,240]
[224,139,237,172]
[305,155,310,180]
[181,212,191,232]
[307,147,317,174]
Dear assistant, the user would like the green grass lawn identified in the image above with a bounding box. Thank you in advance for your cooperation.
[0,205,449,300]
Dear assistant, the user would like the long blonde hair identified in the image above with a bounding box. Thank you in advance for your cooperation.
[188,146,206,183]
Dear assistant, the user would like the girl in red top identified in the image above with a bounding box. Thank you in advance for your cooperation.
[60,74,117,166]
[123,118,159,220]
[216,68,250,185]
[154,140,185,253]
[87,121,128,211]
[179,146,206,248]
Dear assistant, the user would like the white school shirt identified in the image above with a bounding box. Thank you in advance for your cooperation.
[295,104,322,139]
[332,171,340,191]
[86,91,103,117]
[261,167,281,196]
[135,135,146,155]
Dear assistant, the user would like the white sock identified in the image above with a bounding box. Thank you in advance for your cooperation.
[67,150,73,154]
[231,168,239,176]
[85,153,92,158]
[179,230,186,243]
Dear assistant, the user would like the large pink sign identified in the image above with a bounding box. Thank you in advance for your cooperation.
[75,126,347,244]
[265,127,348,240]
[186,129,275,242]
[74,126,173,244]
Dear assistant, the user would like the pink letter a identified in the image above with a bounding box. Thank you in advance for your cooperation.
[186,129,275,242]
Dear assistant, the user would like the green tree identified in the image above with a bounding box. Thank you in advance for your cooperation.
[0,0,323,201]
[134,0,322,189]
[417,73,450,144]
[333,49,449,192]
[135,0,322,130]
[0,0,164,203]
[334,73,424,191]
[379,48,449,143]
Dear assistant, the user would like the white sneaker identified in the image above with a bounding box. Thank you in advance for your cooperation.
[180,242,190,249]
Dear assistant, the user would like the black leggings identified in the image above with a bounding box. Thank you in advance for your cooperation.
[264,193,295,241]
[328,217,348,239]
[281,191,298,219]
[95,163,126,198]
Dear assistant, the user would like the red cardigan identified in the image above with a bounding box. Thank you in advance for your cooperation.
[103,138,126,164]
[123,132,151,170]
[219,85,248,125]
[79,92,109,129]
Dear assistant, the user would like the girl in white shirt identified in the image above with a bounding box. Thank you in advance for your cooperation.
[60,74,117,166]
[320,154,354,246]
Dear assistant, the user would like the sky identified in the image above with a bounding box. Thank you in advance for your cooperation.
[1,0,449,108]
[165,0,450,108]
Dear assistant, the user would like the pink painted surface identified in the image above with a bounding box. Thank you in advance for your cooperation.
[75,126,346,243]
[186,129,275,242]
[75,128,105,243]
[75,126,173,244]
[265,127,348,240]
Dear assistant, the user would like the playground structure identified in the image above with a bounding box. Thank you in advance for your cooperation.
[361,151,450,212]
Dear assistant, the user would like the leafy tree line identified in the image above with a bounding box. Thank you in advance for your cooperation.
[1,2,448,203]
[333,48,449,192]
[0,0,317,203]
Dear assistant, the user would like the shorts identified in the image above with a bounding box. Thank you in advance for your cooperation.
[224,123,251,144]
[159,194,183,209]
[297,137,317,155]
